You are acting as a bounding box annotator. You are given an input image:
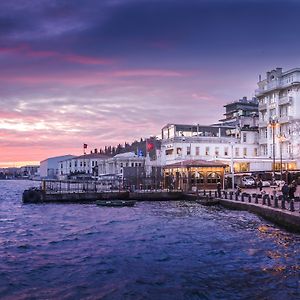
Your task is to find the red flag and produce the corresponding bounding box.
[146,141,154,152]
[83,143,88,149]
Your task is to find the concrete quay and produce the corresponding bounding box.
[212,190,300,233]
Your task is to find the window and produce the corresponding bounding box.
[243,148,247,157]
[92,161,94,167]
[207,172,221,184]
[224,147,228,156]
[84,162,86,167]
[131,163,134,167]
[61,163,63,168]
[165,149,174,155]
[235,148,239,157]
[69,162,71,168]
[187,146,191,155]
[215,147,219,157]
[191,172,204,185]
[75,161,77,167]
[120,163,123,167]
[176,148,182,155]
[80,162,82,167]
[195,147,200,156]
[205,147,210,156]
[139,163,142,167]
[243,133,247,143]
[254,148,258,156]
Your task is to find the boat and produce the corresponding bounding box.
[96,200,136,207]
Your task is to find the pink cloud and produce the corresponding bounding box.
[0,44,114,65]
[112,69,187,77]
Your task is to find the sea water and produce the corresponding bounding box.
[0,180,299,299]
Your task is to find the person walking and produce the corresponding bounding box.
[288,180,297,201]
[257,179,263,192]
[281,182,289,202]
[217,181,221,198]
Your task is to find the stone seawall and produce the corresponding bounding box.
[218,198,300,233]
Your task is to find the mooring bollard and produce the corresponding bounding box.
[215,191,218,198]
[274,196,279,208]
[235,192,238,201]
[248,194,251,203]
[281,199,286,209]
[267,195,271,206]
[209,190,212,197]
[241,193,244,202]
[262,195,266,205]
[225,191,228,199]
[290,199,295,212]
[255,194,259,204]
[203,190,206,196]
[230,191,233,200]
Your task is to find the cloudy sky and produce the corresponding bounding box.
[1,0,300,166]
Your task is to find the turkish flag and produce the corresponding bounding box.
[147,142,154,152]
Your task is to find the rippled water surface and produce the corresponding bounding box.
[0,180,299,299]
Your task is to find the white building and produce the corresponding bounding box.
[40,155,75,179]
[255,67,300,170]
[160,123,260,172]
[97,152,145,176]
[59,153,110,179]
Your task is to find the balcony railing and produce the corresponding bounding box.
[278,115,293,124]
[278,96,293,106]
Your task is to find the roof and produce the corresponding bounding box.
[164,159,228,168]
[113,152,137,158]
[75,153,111,159]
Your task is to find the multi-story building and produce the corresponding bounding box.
[40,155,75,179]
[59,152,110,178]
[160,123,260,172]
[255,67,300,170]
[218,96,259,132]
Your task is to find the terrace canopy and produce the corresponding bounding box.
[163,159,227,192]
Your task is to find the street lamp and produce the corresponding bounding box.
[268,117,279,184]
[230,141,235,189]
[277,134,286,182]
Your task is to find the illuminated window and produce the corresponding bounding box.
[207,172,221,184]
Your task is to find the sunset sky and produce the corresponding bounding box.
[1,0,300,167]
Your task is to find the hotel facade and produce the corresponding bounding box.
[256,68,300,171]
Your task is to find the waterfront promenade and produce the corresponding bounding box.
[207,187,300,232]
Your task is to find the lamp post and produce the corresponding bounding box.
[230,142,235,189]
[268,117,278,184]
[277,134,286,182]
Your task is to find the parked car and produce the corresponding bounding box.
[261,180,271,187]
[240,176,256,188]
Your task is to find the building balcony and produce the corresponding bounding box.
[258,120,268,127]
[278,96,293,106]
[278,115,293,124]
[259,103,267,110]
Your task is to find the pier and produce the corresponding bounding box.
[22,180,300,232]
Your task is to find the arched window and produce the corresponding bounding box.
[190,172,204,184]
[196,172,205,184]
[207,172,221,184]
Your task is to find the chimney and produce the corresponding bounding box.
[94,148,98,153]
[259,74,261,81]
